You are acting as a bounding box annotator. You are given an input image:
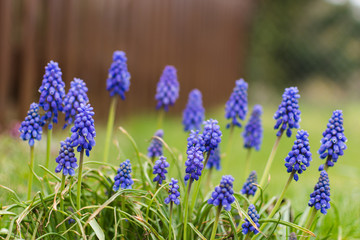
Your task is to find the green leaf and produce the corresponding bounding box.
[0,210,16,216]
[224,211,239,240]
[39,165,61,182]
[259,219,316,237]
[89,219,105,240]
[188,222,207,240]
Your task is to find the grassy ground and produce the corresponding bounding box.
[1,100,359,239]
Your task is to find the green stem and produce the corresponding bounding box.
[157,109,165,129]
[252,134,282,204]
[60,174,66,211]
[76,149,84,210]
[210,205,222,240]
[244,148,252,180]
[206,168,213,193]
[169,202,173,240]
[183,179,193,240]
[299,208,317,240]
[45,128,52,169]
[27,146,35,200]
[121,193,125,240]
[104,97,118,163]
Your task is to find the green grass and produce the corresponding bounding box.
[1,101,360,239]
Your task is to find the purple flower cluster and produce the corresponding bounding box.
[241,171,257,196]
[152,156,169,185]
[184,146,204,183]
[38,61,66,129]
[206,147,221,170]
[106,51,131,99]
[202,119,222,154]
[155,66,179,111]
[207,175,235,211]
[19,103,43,146]
[113,159,134,191]
[308,171,331,215]
[225,79,248,128]
[147,129,164,158]
[70,104,96,156]
[284,130,312,181]
[186,130,205,152]
[318,110,347,171]
[241,204,260,235]
[165,178,180,205]
[63,78,89,129]
[182,89,205,131]
[55,137,78,176]
[243,105,263,151]
[274,87,301,137]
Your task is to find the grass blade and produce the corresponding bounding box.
[89,218,105,240]
[188,223,206,240]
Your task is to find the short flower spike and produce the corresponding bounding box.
[208,175,235,211]
[184,146,204,183]
[113,159,134,191]
[152,156,170,185]
[165,178,181,205]
[19,103,44,147]
[55,137,78,176]
[225,79,248,129]
[147,129,164,158]
[242,204,260,235]
[206,147,221,170]
[243,105,263,151]
[274,87,301,137]
[202,119,222,154]
[155,65,179,111]
[182,89,205,131]
[187,130,205,152]
[241,171,258,196]
[308,171,331,215]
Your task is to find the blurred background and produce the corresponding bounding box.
[0,0,360,128]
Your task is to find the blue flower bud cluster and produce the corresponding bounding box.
[207,175,235,211]
[225,79,248,128]
[202,119,222,154]
[182,89,205,131]
[206,147,221,170]
[113,159,134,191]
[241,171,257,196]
[308,171,331,215]
[106,51,131,99]
[153,156,170,185]
[318,110,347,171]
[55,137,78,176]
[186,130,205,152]
[38,60,66,129]
[243,105,263,151]
[147,129,164,158]
[165,178,181,205]
[284,130,312,181]
[274,87,301,137]
[155,66,179,111]
[19,103,44,147]
[63,78,89,129]
[241,204,260,235]
[184,146,204,183]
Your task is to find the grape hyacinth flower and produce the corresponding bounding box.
[308,171,331,214]
[106,51,131,99]
[289,232,297,240]
[148,129,164,159]
[182,89,205,131]
[274,87,301,137]
[206,147,221,170]
[202,119,222,156]
[225,79,248,129]
[63,78,89,129]
[184,145,204,183]
[241,204,260,235]
[55,137,78,176]
[164,178,180,205]
[284,130,312,181]
[155,65,179,111]
[318,110,347,171]
[241,171,258,196]
[113,159,134,191]
[187,130,205,152]
[70,104,96,157]
[153,156,170,185]
[38,60,66,130]
[208,175,235,211]
[19,103,43,147]
[243,105,263,151]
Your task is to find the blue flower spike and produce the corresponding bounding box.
[207,175,235,211]
[284,130,312,181]
[63,78,89,129]
[113,159,134,191]
[148,129,164,159]
[155,65,179,111]
[182,89,205,131]
[318,110,347,171]
[19,103,44,147]
[308,171,331,215]
[225,79,248,129]
[274,87,301,137]
[187,130,205,151]
[38,60,66,129]
[153,156,170,185]
[241,204,260,235]
[55,137,78,176]
[165,178,181,205]
[202,119,222,155]
[184,145,204,183]
[243,105,263,151]
[206,146,221,171]
[241,171,258,196]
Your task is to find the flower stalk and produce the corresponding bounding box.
[104,97,117,163]
[27,146,35,200]
[76,149,84,210]
[210,205,222,240]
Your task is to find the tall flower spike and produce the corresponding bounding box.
[106,51,131,99]
[113,159,134,191]
[165,178,181,205]
[208,175,235,211]
[243,105,263,151]
[284,130,312,181]
[206,146,221,170]
[225,79,248,129]
[148,129,164,158]
[55,137,78,176]
[241,204,260,235]
[155,65,179,111]
[184,145,204,183]
[202,119,222,154]
[318,110,347,171]
[19,103,44,146]
[63,78,89,129]
[308,171,331,215]
[241,171,258,196]
[38,60,66,129]
[70,104,96,157]
[274,87,301,137]
[182,89,205,131]
[153,156,170,185]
